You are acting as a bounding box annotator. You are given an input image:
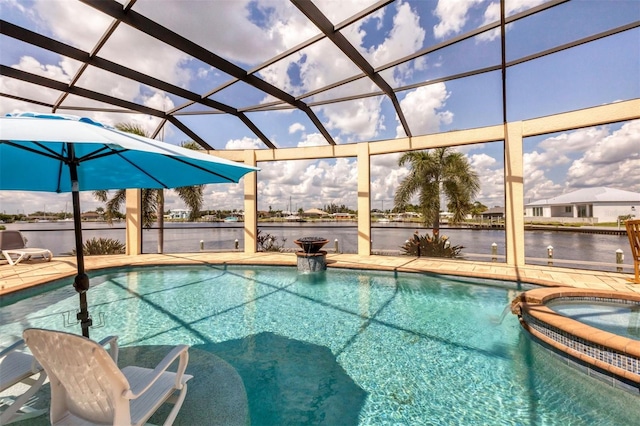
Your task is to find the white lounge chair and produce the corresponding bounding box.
[23,328,192,426]
[0,339,47,424]
[0,230,52,265]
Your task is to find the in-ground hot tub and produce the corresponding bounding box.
[511,288,640,393]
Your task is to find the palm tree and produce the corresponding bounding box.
[394,147,480,232]
[94,123,204,253]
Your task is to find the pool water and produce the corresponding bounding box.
[548,299,640,340]
[2,265,640,425]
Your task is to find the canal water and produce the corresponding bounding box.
[2,221,632,273]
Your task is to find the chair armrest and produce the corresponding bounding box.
[0,339,26,357]
[1,339,43,374]
[97,335,119,364]
[123,345,190,399]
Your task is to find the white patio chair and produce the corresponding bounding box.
[23,328,192,426]
[0,339,47,424]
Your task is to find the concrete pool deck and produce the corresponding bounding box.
[1,252,639,296]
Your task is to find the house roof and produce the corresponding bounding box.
[304,208,327,215]
[481,207,505,215]
[526,187,640,206]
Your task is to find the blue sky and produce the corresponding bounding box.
[0,0,638,215]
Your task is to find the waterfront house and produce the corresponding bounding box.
[303,208,328,219]
[331,212,355,221]
[480,207,505,221]
[524,187,639,223]
[167,209,191,220]
[80,211,102,221]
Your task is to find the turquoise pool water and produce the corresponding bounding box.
[2,265,640,425]
[548,299,640,340]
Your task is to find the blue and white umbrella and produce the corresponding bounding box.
[0,112,259,337]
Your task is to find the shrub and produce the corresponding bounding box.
[257,230,287,252]
[401,231,463,258]
[71,237,126,255]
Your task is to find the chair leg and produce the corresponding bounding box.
[2,252,17,266]
[161,384,189,426]
[0,370,47,424]
[8,253,26,266]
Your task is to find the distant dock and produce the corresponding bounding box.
[525,225,627,236]
[453,222,628,236]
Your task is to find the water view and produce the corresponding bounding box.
[3,221,632,273]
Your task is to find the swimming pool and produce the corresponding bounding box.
[2,265,640,425]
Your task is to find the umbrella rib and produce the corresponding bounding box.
[168,156,237,183]
[75,145,123,162]
[2,139,239,189]
[114,153,238,186]
[56,144,68,193]
[113,151,170,188]
[1,140,65,161]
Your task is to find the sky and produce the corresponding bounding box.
[0,0,638,215]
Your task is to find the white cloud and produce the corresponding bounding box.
[1,55,170,137]
[289,123,305,134]
[524,126,610,172]
[259,0,427,142]
[524,120,640,200]
[31,0,114,52]
[371,153,408,208]
[132,0,295,67]
[470,152,496,169]
[433,0,547,42]
[0,73,61,114]
[475,1,501,42]
[0,190,105,216]
[396,83,453,137]
[565,120,640,191]
[14,56,73,82]
[297,133,330,147]
[523,174,564,203]
[476,0,548,42]
[199,182,246,211]
[255,158,358,211]
[433,0,483,39]
[365,1,425,68]
[314,0,382,24]
[321,97,384,141]
[225,137,264,150]
[469,153,503,207]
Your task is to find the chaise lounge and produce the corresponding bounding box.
[0,339,47,424]
[0,230,52,266]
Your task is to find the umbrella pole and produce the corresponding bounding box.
[69,158,91,338]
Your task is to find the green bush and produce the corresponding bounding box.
[71,237,126,255]
[401,231,463,258]
[257,230,287,252]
